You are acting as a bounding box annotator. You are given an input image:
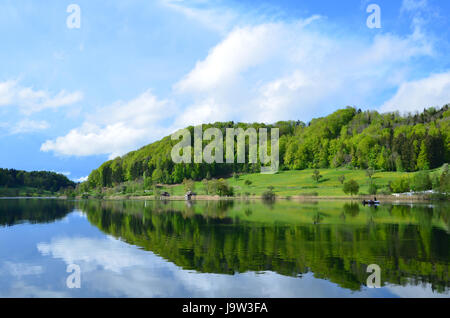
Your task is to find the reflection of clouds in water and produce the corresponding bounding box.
[59,210,87,223]
[385,283,450,298]
[37,236,159,273]
[33,235,434,297]
[0,281,69,298]
[1,261,43,278]
[70,210,87,218]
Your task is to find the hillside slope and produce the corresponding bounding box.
[85,105,450,189]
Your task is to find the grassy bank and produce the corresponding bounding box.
[87,167,447,200]
[156,169,427,196]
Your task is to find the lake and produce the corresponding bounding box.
[0,198,449,297]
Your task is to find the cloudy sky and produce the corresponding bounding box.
[1,0,450,181]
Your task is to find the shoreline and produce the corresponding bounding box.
[76,194,444,203]
[0,194,446,203]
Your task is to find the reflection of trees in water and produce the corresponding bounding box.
[78,200,450,293]
[0,199,74,226]
[343,202,360,217]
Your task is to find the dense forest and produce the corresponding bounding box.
[86,105,450,189]
[0,168,76,192]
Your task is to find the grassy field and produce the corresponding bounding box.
[155,168,434,197]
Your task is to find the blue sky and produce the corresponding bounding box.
[1,0,450,181]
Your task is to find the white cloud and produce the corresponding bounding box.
[41,90,174,158]
[0,80,16,105]
[174,17,433,124]
[380,71,450,113]
[175,18,321,94]
[401,0,428,13]
[74,176,88,183]
[161,0,238,34]
[175,23,280,93]
[173,97,230,127]
[0,80,83,115]
[41,14,437,157]
[3,118,50,134]
[53,171,71,176]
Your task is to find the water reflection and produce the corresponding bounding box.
[77,200,450,293]
[0,199,74,227]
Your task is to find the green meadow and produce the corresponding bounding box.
[155,168,437,197]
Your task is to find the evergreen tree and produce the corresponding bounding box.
[416,140,430,170]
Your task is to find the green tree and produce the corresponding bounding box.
[439,164,450,193]
[152,168,163,184]
[183,178,196,192]
[389,177,410,193]
[215,179,234,196]
[366,167,375,179]
[343,179,359,196]
[143,171,152,190]
[416,140,430,170]
[312,169,323,183]
[411,171,432,192]
[368,182,378,195]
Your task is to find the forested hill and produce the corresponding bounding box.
[86,105,450,188]
[0,169,75,192]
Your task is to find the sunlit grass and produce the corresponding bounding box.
[163,168,422,197]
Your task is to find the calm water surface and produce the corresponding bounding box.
[0,199,449,297]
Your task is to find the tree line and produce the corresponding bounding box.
[0,168,75,192]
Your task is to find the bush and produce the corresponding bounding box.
[343,179,359,196]
[411,171,432,192]
[262,191,275,201]
[262,186,276,201]
[215,179,234,197]
[244,179,252,186]
[389,177,410,193]
[379,187,391,195]
[92,192,104,199]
